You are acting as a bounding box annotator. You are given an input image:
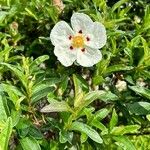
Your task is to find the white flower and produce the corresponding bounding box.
[50,13,107,67]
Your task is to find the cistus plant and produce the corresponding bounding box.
[0,0,150,150]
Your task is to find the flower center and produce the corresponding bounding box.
[72,36,84,48]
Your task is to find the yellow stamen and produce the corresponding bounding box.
[72,36,84,48]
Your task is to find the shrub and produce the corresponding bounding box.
[0,0,150,149]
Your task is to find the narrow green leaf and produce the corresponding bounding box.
[73,74,89,98]
[0,11,8,23]
[83,90,118,107]
[1,83,24,97]
[111,0,129,12]
[31,85,55,103]
[0,95,7,122]
[70,121,103,144]
[0,117,12,150]
[80,133,88,143]
[30,55,49,71]
[111,125,140,135]
[40,101,72,113]
[0,63,27,88]
[74,92,85,108]
[59,131,73,144]
[146,114,150,121]
[94,108,109,121]
[113,135,136,150]
[91,120,107,132]
[0,46,12,61]
[20,136,41,150]
[129,86,150,100]
[1,83,25,110]
[127,102,150,115]
[93,75,105,85]
[109,109,118,131]
[25,8,38,20]
[105,64,133,75]
[142,70,150,79]
[58,76,68,96]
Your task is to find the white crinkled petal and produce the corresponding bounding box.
[77,47,102,67]
[50,21,74,46]
[54,45,77,67]
[71,13,93,34]
[85,22,107,49]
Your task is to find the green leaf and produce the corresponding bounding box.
[1,83,25,110]
[91,120,107,132]
[111,125,140,135]
[83,91,118,107]
[30,55,49,71]
[80,133,88,143]
[25,8,38,20]
[109,109,118,131]
[59,131,73,144]
[146,114,150,121]
[125,35,141,65]
[97,91,119,102]
[0,117,12,150]
[141,37,149,63]
[127,102,150,115]
[28,126,43,140]
[20,136,41,150]
[73,74,89,97]
[74,92,85,108]
[143,5,150,31]
[31,84,55,103]
[142,70,150,79]
[111,0,129,12]
[40,101,72,113]
[0,11,8,23]
[58,76,69,96]
[129,86,150,100]
[70,121,103,144]
[96,53,111,76]
[94,108,109,121]
[0,95,8,123]
[105,64,133,75]
[1,83,24,97]
[93,75,105,85]
[0,46,12,62]
[0,63,27,88]
[11,110,21,127]
[113,135,136,150]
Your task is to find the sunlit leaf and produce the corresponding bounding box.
[70,121,103,143]
[0,117,12,150]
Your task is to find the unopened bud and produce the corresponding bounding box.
[115,80,127,92]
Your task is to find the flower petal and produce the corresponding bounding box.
[54,45,76,67]
[50,21,74,46]
[71,13,93,34]
[85,22,107,49]
[77,47,102,67]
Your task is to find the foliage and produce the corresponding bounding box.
[0,0,150,149]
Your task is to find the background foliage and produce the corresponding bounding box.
[0,0,150,149]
